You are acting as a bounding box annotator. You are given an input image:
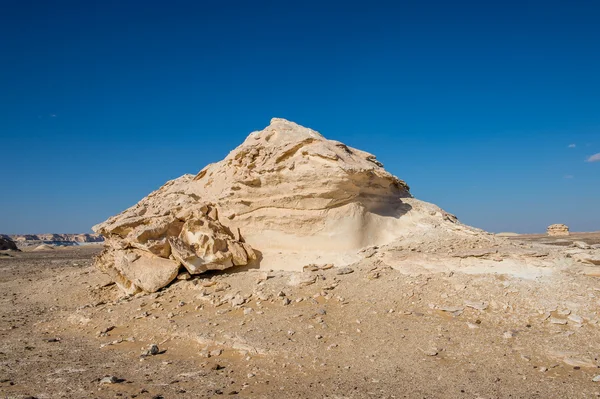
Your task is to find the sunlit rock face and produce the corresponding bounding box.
[94,118,461,293]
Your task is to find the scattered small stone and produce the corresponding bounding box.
[99,376,121,384]
[464,300,488,311]
[230,294,246,307]
[423,349,438,356]
[549,317,568,325]
[315,335,323,340]
[593,375,600,382]
[303,264,319,272]
[282,298,291,306]
[210,349,223,357]
[567,314,583,324]
[100,326,116,334]
[336,267,354,275]
[503,331,515,339]
[177,272,191,280]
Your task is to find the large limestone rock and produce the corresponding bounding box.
[94,118,466,293]
[547,224,569,236]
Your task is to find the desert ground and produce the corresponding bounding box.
[2,233,600,398]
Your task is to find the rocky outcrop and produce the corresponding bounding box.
[0,235,19,251]
[11,233,104,244]
[547,224,569,236]
[94,118,472,293]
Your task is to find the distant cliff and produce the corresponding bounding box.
[9,233,104,246]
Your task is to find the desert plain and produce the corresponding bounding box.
[2,120,600,399]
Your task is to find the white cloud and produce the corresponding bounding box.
[587,153,600,162]
[568,144,576,148]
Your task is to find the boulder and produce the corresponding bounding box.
[547,224,569,236]
[94,118,475,293]
[0,235,19,251]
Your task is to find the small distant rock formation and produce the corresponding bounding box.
[547,224,570,236]
[33,244,56,251]
[94,118,478,294]
[0,235,20,251]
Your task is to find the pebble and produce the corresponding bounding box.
[593,375,600,382]
[282,298,291,306]
[464,300,488,311]
[230,294,246,307]
[99,376,120,384]
[503,331,515,339]
[99,326,115,334]
[177,272,191,280]
[148,344,159,355]
[549,317,568,325]
[336,267,354,275]
[567,314,583,324]
[210,349,222,357]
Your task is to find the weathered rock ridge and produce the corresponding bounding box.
[10,233,104,244]
[94,118,470,293]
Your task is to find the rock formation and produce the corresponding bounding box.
[94,118,470,294]
[0,235,19,251]
[11,233,104,244]
[547,224,569,236]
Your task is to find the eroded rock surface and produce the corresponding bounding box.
[94,118,479,293]
[548,224,570,236]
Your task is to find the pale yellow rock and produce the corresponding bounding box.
[547,224,569,236]
[94,118,476,292]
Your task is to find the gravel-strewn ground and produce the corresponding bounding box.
[2,236,600,398]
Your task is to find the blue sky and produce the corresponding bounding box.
[1,0,599,234]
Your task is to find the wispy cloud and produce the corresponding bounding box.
[587,153,600,162]
[568,144,576,148]
[564,175,574,179]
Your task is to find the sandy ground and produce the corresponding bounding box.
[2,235,600,398]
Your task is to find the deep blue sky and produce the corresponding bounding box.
[1,0,599,234]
